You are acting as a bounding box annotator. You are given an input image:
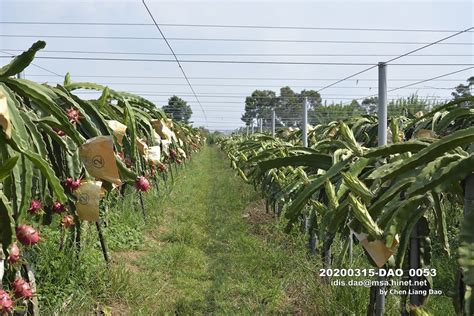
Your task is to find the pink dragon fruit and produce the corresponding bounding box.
[135,176,151,192]
[0,290,13,313]
[27,200,42,215]
[7,242,20,264]
[12,278,33,299]
[16,225,39,246]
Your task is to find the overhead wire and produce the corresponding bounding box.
[1,21,471,33]
[315,26,474,95]
[2,49,473,58]
[140,0,207,123]
[2,56,470,66]
[2,34,474,45]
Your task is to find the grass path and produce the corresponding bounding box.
[35,146,455,315]
[110,146,325,315]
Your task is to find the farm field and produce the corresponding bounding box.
[32,146,458,315]
[1,1,473,315]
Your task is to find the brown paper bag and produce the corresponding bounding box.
[75,180,104,222]
[0,92,12,139]
[177,147,187,159]
[151,119,175,141]
[415,129,437,139]
[106,120,127,145]
[147,146,161,165]
[79,136,122,185]
[137,138,149,157]
[353,231,398,268]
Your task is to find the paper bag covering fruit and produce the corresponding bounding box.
[177,147,187,159]
[152,130,161,145]
[0,92,12,139]
[353,231,398,268]
[79,136,122,185]
[415,129,437,139]
[137,138,149,156]
[151,119,176,142]
[161,139,171,156]
[106,120,127,145]
[75,180,104,221]
[147,146,161,165]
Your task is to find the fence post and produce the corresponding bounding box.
[303,97,308,147]
[251,121,254,134]
[378,62,387,147]
[259,118,263,133]
[271,110,276,136]
[374,62,387,316]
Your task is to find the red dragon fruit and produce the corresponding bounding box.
[12,278,33,299]
[150,165,157,177]
[158,163,167,173]
[52,201,66,214]
[124,158,133,169]
[0,290,13,314]
[64,178,81,191]
[7,243,20,264]
[16,225,39,246]
[170,149,177,159]
[27,200,42,215]
[60,215,74,228]
[176,159,183,165]
[135,176,151,192]
[53,127,66,137]
[66,107,81,124]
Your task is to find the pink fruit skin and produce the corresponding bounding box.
[66,108,81,124]
[64,178,80,191]
[0,290,13,313]
[61,215,74,228]
[27,199,42,215]
[7,242,20,264]
[135,176,151,192]
[16,225,40,246]
[12,278,33,299]
[52,201,65,214]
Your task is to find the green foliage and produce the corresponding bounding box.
[162,95,193,123]
[222,95,474,314]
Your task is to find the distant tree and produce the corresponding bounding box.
[240,87,322,128]
[162,96,192,123]
[241,90,277,126]
[349,99,360,107]
[452,76,473,99]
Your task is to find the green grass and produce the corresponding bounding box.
[31,146,458,315]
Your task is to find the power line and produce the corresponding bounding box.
[50,82,457,89]
[72,93,452,99]
[388,67,474,92]
[384,27,474,64]
[3,48,473,58]
[1,21,471,33]
[22,74,467,82]
[0,50,62,77]
[1,34,473,45]
[141,0,207,123]
[316,26,474,94]
[342,66,474,104]
[1,56,472,66]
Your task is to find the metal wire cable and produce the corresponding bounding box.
[2,48,473,58]
[1,21,471,33]
[3,56,470,66]
[1,34,473,45]
[141,0,207,123]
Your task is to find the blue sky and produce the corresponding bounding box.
[0,0,473,130]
